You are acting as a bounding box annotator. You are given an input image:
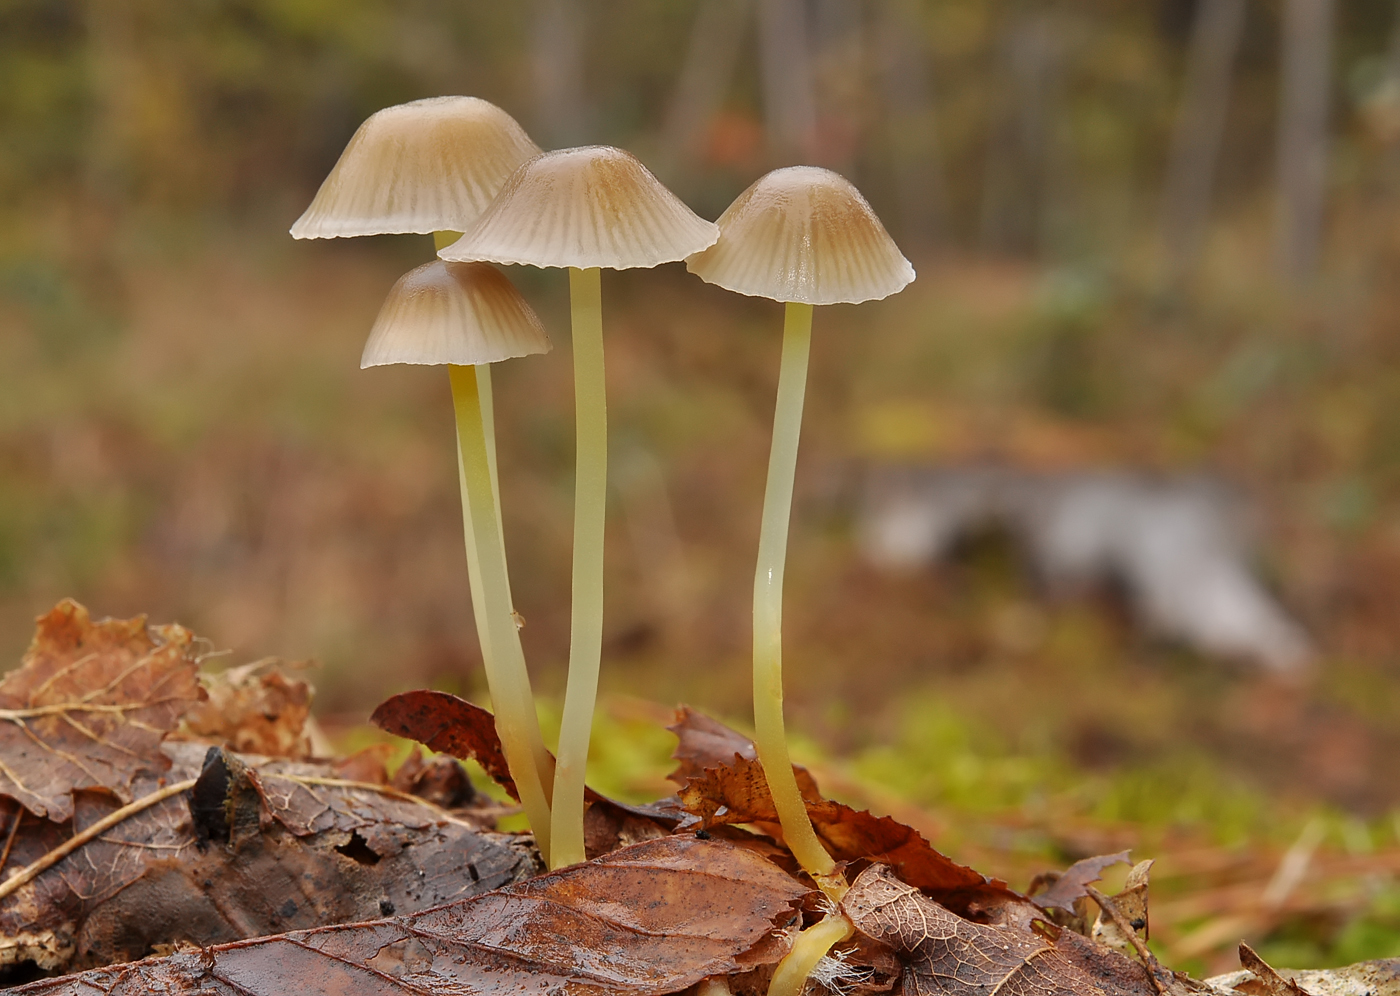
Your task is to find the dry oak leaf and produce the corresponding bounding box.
[13,834,813,996]
[843,864,1155,996]
[675,729,1006,906]
[0,600,204,822]
[175,659,313,758]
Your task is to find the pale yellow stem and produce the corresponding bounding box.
[767,914,854,996]
[550,266,607,869]
[753,302,838,883]
[450,364,553,859]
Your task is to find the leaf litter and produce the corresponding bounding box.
[2,599,1397,996]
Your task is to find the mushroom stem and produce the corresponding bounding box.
[550,265,607,869]
[449,363,554,860]
[767,913,854,996]
[752,301,837,882]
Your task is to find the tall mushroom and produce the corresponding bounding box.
[686,166,914,890]
[290,97,556,848]
[440,146,718,868]
[361,259,555,852]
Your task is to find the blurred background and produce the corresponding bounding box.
[3,0,1400,972]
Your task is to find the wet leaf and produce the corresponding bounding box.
[371,690,517,798]
[0,741,531,975]
[677,748,1002,905]
[0,600,204,822]
[1035,851,1132,913]
[13,835,812,996]
[842,863,1157,996]
[174,659,312,759]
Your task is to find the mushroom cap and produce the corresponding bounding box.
[291,96,541,239]
[439,146,719,270]
[685,166,915,305]
[361,260,551,368]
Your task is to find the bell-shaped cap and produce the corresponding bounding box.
[361,261,551,368]
[439,146,718,270]
[292,96,541,239]
[685,166,914,305]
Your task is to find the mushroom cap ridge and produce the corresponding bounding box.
[685,165,915,306]
[440,146,718,270]
[291,96,541,239]
[361,260,551,368]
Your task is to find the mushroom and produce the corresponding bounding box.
[686,166,914,889]
[362,259,556,854]
[440,146,719,868]
[290,98,556,849]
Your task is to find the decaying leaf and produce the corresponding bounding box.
[1093,859,1154,953]
[667,706,822,800]
[0,741,532,976]
[175,659,313,758]
[11,835,812,996]
[1208,955,1400,996]
[675,737,1003,907]
[842,863,1159,996]
[1034,851,1132,914]
[372,690,518,797]
[0,600,204,822]
[1232,944,1318,996]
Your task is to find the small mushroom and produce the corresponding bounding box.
[686,166,913,887]
[362,259,555,853]
[441,146,718,868]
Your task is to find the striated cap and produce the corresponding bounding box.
[685,166,914,305]
[291,96,541,239]
[439,146,718,270]
[361,261,551,368]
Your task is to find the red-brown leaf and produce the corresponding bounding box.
[668,705,823,799]
[1034,851,1132,913]
[0,600,204,822]
[14,835,812,996]
[371,690,518,798]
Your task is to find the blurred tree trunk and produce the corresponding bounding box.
[659,0,751,176]
[871,0,945,250]
[532,0,589,148]
[757,0,817,161]
[979,12,1063,257]
[1159,0,1246,285]
[1274,0,1334,283]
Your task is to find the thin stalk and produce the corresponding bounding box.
[450,364,553,860]
[753,302,837,882]
[550,266,607,869]
[767,914,854,996]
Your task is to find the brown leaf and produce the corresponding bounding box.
[843,863,1155,996]
[0,600,204,822]
[371,690,517,798]
[390,748,476,809]
[13,835,812,996]
[1092,859,1154,952]
[0,741,532,976]
[175,660,313,758]
[677,752,1002,905]
[668,706,823,799]
[1237,943,1319,996]
[1209,958,1400,996]
[1034,851,1132,913]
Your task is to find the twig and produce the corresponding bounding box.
[0,779,196,903]
[1086,884,1168,996]
[0,801,20,877]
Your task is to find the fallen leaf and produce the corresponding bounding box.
[1093,859,1154,952]
[0,600,204,822]
[12,835,812,996]
[1034,851,1132,913]
[843,863,1157,996]
[677,750,1003,906]
[1208,957,1400,996]
[0,741,532,976]
[175,659,313,758]
[372,690,517,797]
[668,706,821,799]
[389,748,476,809]
[1234,944,1319,996]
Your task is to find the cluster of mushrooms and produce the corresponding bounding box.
[290,95,913,967]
